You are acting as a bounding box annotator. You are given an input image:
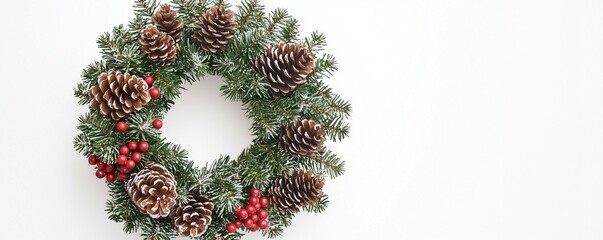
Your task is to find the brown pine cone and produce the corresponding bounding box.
[88,70,151,121]
[126,163,177,218]
[192,6,236,53]
[255,43,315,95]
[140,26,178,66]
[279,118,326,157]
[152,4,184,42]
[268,170,325,213]
[171,194,214,237]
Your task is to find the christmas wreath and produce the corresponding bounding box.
[73,0,351,239]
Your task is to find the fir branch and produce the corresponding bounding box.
[172,0,202,25]
[133,0,159,18]
[304,31,327,53]
[75,112,121,163]
[298,149,345,179]
[302,194,329,213]
[277,18,299,43]
[235,0,266,31]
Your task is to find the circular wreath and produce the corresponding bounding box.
[73,0,351,239]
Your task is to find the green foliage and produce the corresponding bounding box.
[74,0,351,239]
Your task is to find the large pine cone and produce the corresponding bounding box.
[255,43,315,95]
[152,4,184,42]
[192,6,236,53]
[171,194,214,237]
[279,118,326,157]
[126,163,177,218]
[268,170,325,213]
[140,26,178,66]
[88,70,151,121]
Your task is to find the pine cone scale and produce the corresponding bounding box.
[152,4,184,42]
[172,194,214,237]
[255,43,315,95]
[126,163,177,219]
[269,170,324,213]
[280,119,326,156]
[140,26,178,66]
[88,71,151,121]
[193,6,236,53]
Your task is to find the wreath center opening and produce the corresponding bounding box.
[162,75,254,164]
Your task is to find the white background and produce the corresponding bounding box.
[0,0,602,239]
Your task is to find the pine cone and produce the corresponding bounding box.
[192,6,236,53]
[255,43,315,95]
[279,119,326,157]
[268,170,324,213]
[88,70,151,121]
[171,194,214,237]
[140,26,178,66]
[152,4,184,42]
[126,163,177,218]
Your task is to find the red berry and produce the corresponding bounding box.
[243,218,254,228]
[234,219,242,228]
[254,203,261,210]
[144,75,154,86]
[116,121,127,133]
[117,173,127,182]
[138,141,149,152]
[259,197,269,207]
[95,169,106,178]
[250,214,259,223]
[88,155,98,165]
[237,209,249,219]
[97,161,106,170]
[106,173,116,183]
[125,160,136,170]
[119,145,130,155]
[149,88,160,99]
[249,224,259,232]
[117,155,128,165]
[104,164,115,173]
[250,188,260,197]
[226,223,237,233]
[249,196,259,205]
[245,205,256,214]
[119,166,130,174]
[258,219,269,229]
[131,152,142,162]
[258,209,268,219]
[128,141,138,150]
[152,119,163,129]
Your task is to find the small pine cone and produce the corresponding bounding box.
[171,194,214,237]
[279,119,326,157]
[152,4,184,42]
[140,26,178,66]
[268,170,325,213]
[126,163,177,218]
[88,70,151,121]
[255,43,315,95]
[193,6,236,53]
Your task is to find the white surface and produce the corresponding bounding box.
[0,0,602,239]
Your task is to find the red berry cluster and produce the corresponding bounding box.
[86,140,149,183]
[87,155,119,183]
[115,140,150,178]
[226,188,270,233]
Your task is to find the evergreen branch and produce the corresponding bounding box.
[304,31,327,53]
[302,194,329,213]
[75,112,121,163]
[133,0,159,18]
[299,149,345,179]
[235,0,266,31]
